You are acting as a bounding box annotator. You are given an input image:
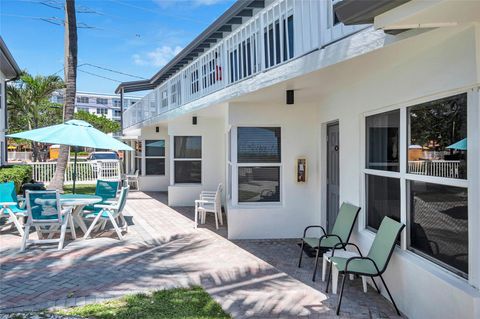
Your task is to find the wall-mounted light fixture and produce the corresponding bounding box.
[192,116,198,125]
[155,126,159,133]
[286,90,294,105]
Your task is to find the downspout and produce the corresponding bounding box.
[120,87,126,173]
[4,74,20,166]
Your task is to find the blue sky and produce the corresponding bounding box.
[1,0,235,96]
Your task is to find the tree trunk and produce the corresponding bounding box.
[48,0,77,191]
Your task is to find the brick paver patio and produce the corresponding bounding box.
[0,191,402,318]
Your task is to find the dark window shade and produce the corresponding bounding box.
[146,158,165,175]
[145,140,165,157]
[366,174,401,231]
[238,166,280,202]
[174,136,201,158]
[237,127,281,163]
[409,181,468,277]
[175,161,201,183]
[366,110,400,172]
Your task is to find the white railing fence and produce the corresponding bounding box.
[30,160,121,185]
[408,160,460,179]
[8,151,33,162]
[123,0,364,129]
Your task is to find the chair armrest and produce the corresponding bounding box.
[199,195,215,201]
[195,200,210,204]
[332,242,363,257]
[318,233,344,248]
[343,256,380,275]
[93,204,113,209]
[103,200,117,204]
[61,207,73,215]
[302,225,327,238]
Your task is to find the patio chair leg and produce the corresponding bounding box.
[194,204,198,229]
[84,211,103,239]
[119,213,128,232]
[214,211,219,229]
[312,248,320,281]
[100,220,107,231]
[298,240,304,267]
[9,211,24,236]
[218,208,223,225]
[107,213,124,240]
[20,224,30,252]
[58,219,68,250]
[378,274,401,316]
[35,226,43,239]
[371,276,381,293]
[336,274,347,315]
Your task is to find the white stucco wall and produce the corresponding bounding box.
[137,125,170,192]
[227,102,321,239]
[313,24,480,319]
[167,115,225,206]
[0,71,6,166]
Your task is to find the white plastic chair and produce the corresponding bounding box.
[194,184,223,229]
[20,190,74,252]
[126,170,139,190]
[83,186,129,240]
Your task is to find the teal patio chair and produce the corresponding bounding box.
[20,190,75,252]
[0,181,27,235]
[84,180,120,211]
[83,186,129,240]
[298,202,361,281]
[327,217,405,316]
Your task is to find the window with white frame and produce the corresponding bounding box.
[263,15,294,69]
[161,90,168,108]
[174,136,201,184]
[77,96,89,104]
[145,140,165,175]
[96,98,108,105]
[190,70,199,95]
[96,108,108,116]
[364,93,469,279]
[236,127,281,203]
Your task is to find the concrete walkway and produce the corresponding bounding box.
[0,192,402,318]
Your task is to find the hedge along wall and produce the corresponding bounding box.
[0,165,33,192]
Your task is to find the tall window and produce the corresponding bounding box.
[263,15,294,69]
[96,108,108,116]
[365,110,401,231]
[145,140,165,176]
[364,93,469,278]
[174,136,201,184]
[237,127,281,203]
[161,90,168,108]
[135,140,142,175]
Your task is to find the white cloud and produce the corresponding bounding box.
[133,46,183,67]
[193,0,225,5]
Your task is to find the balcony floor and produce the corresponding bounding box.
[0,191,402,318]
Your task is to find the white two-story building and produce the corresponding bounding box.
[116,1,480,318]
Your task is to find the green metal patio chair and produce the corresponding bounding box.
[83,185,129,240]
[0,181,26,235]
[327,217,405,316]
[21,190,75,252]
[298,202,361,281]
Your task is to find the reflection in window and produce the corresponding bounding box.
[366,110,400,172]
[174,136,201,184]
[145,140,165,157]
[238,167,280,202]
[408,93,467,179]
[366,174,401,231]
[237,127,281,163]
[174,136,201,158]
[146,158,165,175]
[409,181,468,277]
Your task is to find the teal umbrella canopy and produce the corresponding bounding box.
[7,120,133,151]
[447,138,467,151]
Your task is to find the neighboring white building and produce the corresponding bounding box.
[117,1,480,318]
[0,37,21,165]
[51,91,141,127]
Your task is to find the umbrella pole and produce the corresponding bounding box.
[73,147,78,194]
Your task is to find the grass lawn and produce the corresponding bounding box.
[63,184,96,194]
[55,287,231,319]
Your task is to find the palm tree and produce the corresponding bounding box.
[49,0,77,191]
[7,73,65,161]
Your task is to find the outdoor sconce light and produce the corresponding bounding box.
[192,116,198,125]
[286,90,294,105]
[155,126,159,133]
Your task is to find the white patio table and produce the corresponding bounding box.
[59,194,103,234]
[324,249,368,294]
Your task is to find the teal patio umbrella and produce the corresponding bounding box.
[7,120,133,193]
[447,138,467,151]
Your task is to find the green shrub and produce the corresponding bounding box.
[0,165,33,192]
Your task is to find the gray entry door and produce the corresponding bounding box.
[326,122,340,232]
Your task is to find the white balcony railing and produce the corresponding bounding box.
[408,160,461,179]
[30,160,121,185]
[123,0,363,129]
